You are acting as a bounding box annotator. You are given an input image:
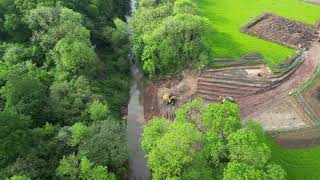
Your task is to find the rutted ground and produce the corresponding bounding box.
[241,43,320,130]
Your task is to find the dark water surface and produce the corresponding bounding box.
[127,0,151,179]
[127,65,151,180]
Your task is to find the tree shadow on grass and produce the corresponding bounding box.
[205,27,244,60]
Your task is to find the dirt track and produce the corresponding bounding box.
[273,127,320,148]
[198,43,320,147]
[239,43,320,117]
[196,44,319,131]
[305,0,320,5]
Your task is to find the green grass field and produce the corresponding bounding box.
[196,0,320,67]
[271,143,320,180]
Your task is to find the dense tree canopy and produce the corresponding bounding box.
[132,0,210,77]
[142,99,287,179]
[56,154,116,180]
[0,0,130,179]
[0,111,31,169]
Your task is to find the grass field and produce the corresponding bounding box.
[271,142,320,180]
[196,0,320,68]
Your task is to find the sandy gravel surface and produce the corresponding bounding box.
[239,43,320,130]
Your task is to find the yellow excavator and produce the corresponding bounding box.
[162,93,178,105]
[219,96,235,103]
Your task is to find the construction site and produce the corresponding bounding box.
[144,14,320,148]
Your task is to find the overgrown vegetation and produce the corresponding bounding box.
[132,0,210,78]
[0,0,130,179]
[142,98,287,179]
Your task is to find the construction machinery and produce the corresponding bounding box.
[162,93,178,105]
[219,96,235,103]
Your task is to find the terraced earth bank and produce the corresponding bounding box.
[197,43,320,132]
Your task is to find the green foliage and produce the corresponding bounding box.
[244,120,267,143]
[69,123,90,147]
[180,153,214,180]
[265,163,287,180]
[56,154,79,180]
[49,74,101,125]
[202,101,241,137]
[88,100,111,121]
[2,44,32,65]
[0,111,31,168]
[54,38,97,75]
[147,122,201,179]
[203,130,228,165]
[79,156,116,180]
[1,75,47,125]
[143,99,286,179]
[141,117,172,154]
[56,154,115,180]
[27,6,90,50]
[228,129,271,168]
[133,0,209,77]
[80,120,128,176]
[0,123,71,179]
[6,175,31,180]
[223,162,263,180]
[142,13,209,77]
[173,0,196,15]
[0,0,130,178]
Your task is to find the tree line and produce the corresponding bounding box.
[0,0,130,179]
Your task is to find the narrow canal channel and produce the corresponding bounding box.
[127,0,152,179]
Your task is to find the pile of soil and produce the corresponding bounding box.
[243,14,318,49]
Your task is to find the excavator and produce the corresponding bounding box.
[162,93,178,105]
[219,96,235,103]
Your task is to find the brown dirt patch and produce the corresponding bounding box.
[144,79,178,121]
[143,70,199,121]
[305,0,320,5]
[273,127,320,148]
[302,77,320,123]
[250,97,309,131]
[242,13,319,50]
[240,43,320,120]
[197,43,320,132]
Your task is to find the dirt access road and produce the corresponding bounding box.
[305,0,320,5]
[238,42,320,131]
